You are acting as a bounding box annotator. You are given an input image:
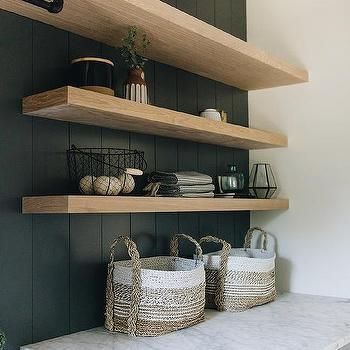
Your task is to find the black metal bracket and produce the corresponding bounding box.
[22,0,64,13]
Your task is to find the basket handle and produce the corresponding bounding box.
[169,234,203,261]
[244,227,268,250]
[105,236,141,336]
[199,236,231,311]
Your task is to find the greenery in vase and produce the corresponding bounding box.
[121,26,151,70]
[0,330,6,350]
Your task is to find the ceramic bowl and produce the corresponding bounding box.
[200,108,221,121]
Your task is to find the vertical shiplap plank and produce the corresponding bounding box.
[68,33,101,61]
[100,43,131,264]
[32,22,69,195]
[144,54,155,107]
[177,212,199,257]
[215,0,232,33]
[130,213,156,257]
[214,0,238,245]
[68,34,104,332]
[177,69,198,116]
[197,0,214,25]
[197,78,217,239]
[216,82,234,124]
[32,215,69,341]
[176,0,200,253]
[218,212,235,246]
[231,0,247,41]
[154,63,178,173]
[130,134,156,257]
[154,61,178,255]
[69,215,104,331]
[177,0,197,16]
[233,88,249,127]
[216,144,235,244]
[154,63,177,111]
[153,3,177,255]
[232,0,250,246]
[176,0,198,170]
[32,22,70,343]
[233,211,250,247]
[130,59,156,257]
[0,11,33,350]
[196,1,218,242]
[101,215,131,263]
[32,23,68,95]
[155,213,179,255]
[177,67,198,173]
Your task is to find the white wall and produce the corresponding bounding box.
[248,0,350,298]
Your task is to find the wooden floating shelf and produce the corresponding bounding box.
[22,196,289,214]
[0,0,308,90]
[23,87,287,150]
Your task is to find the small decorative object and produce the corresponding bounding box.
[79,175,96,195]
[105,234,205,336]
[67,145,147,195]
[200,108,221,121]
[219,110,228,122]
[199,228,276,312]
[125,168,143,176]
[93,176,122,196]
[0,330,6,350]
[249,163,277,199]
[71,57,115,96]
[121,26,151,104]
[23,0,64,13]
[217,164,244,194]
[118,173,135,194]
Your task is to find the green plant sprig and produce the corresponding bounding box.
[121,26,151,69]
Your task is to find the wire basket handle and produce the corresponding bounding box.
[105,236,141,336]
[170,234,203,260]
[199,236,231,311]
[244,227,268,250]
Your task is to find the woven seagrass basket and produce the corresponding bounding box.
[200,227,277,312]
[105,234,206,336]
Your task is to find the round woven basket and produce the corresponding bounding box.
[105,234,206,336]
[200,227,277,312]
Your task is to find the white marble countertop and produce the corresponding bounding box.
[21,293,350,350]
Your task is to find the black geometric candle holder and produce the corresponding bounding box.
[249,163,277,199]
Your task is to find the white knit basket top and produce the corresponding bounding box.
[202,248,275,272]
[113,256,205,289]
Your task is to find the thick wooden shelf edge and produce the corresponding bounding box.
[22,196,290,214]
[23,87,288,150]
[0,0,308,90]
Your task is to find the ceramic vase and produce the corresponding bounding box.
[124,68,149,104]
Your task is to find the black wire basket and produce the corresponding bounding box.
[67,144,147,195]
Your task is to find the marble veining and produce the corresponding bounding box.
[21,293,350,350]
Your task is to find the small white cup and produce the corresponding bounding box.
[200,108,222,121]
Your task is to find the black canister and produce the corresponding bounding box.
[71,57,114,96]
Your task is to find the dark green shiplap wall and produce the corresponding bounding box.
[0,1,248,349]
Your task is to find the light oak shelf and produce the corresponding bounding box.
[0,0,308,90]
[23,87,287,150]
[22,196,289,214]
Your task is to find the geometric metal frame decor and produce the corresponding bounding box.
[249,163,277,199]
